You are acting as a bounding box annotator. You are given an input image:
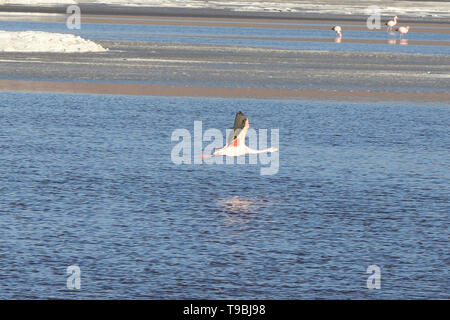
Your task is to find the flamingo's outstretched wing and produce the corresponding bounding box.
[227,111,249,147]
[201,112,249,158]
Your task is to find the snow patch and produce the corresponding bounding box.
[0,30,108,52]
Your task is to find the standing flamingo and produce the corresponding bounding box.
[331,25,342,38]
[385,16,398,32]
[395,26,410,38]
[201,111,278,158]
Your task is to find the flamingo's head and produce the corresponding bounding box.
[332,26,342,33]
[394,16,398,20]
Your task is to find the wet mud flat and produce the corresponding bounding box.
[1,40,449,102]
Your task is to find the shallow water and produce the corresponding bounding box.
[1,20,449,54]
[0,92,448,299]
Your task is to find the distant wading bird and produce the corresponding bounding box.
[331,25,342,38]
[385,16,398,31]
[200,112,278,158]
[395,26,410,38]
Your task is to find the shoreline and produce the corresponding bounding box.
[0,6,448,103]
[1,80,449,103]
[0,38,448,102]
[1,12,450,32]
[1,4,450,24]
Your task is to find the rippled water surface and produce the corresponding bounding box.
[0,92,448,299]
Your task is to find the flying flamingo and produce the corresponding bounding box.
[201,111,278,158]
[385,16,398,31]
[395,26,410,38]
[331,25,342,38]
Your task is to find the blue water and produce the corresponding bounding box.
[0,92,448,299]
[1,20,449,54]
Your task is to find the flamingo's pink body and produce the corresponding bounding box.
[201,113,278,158]
[331,25,342,38]
[385,16,398,31]
[396,26,410,37]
